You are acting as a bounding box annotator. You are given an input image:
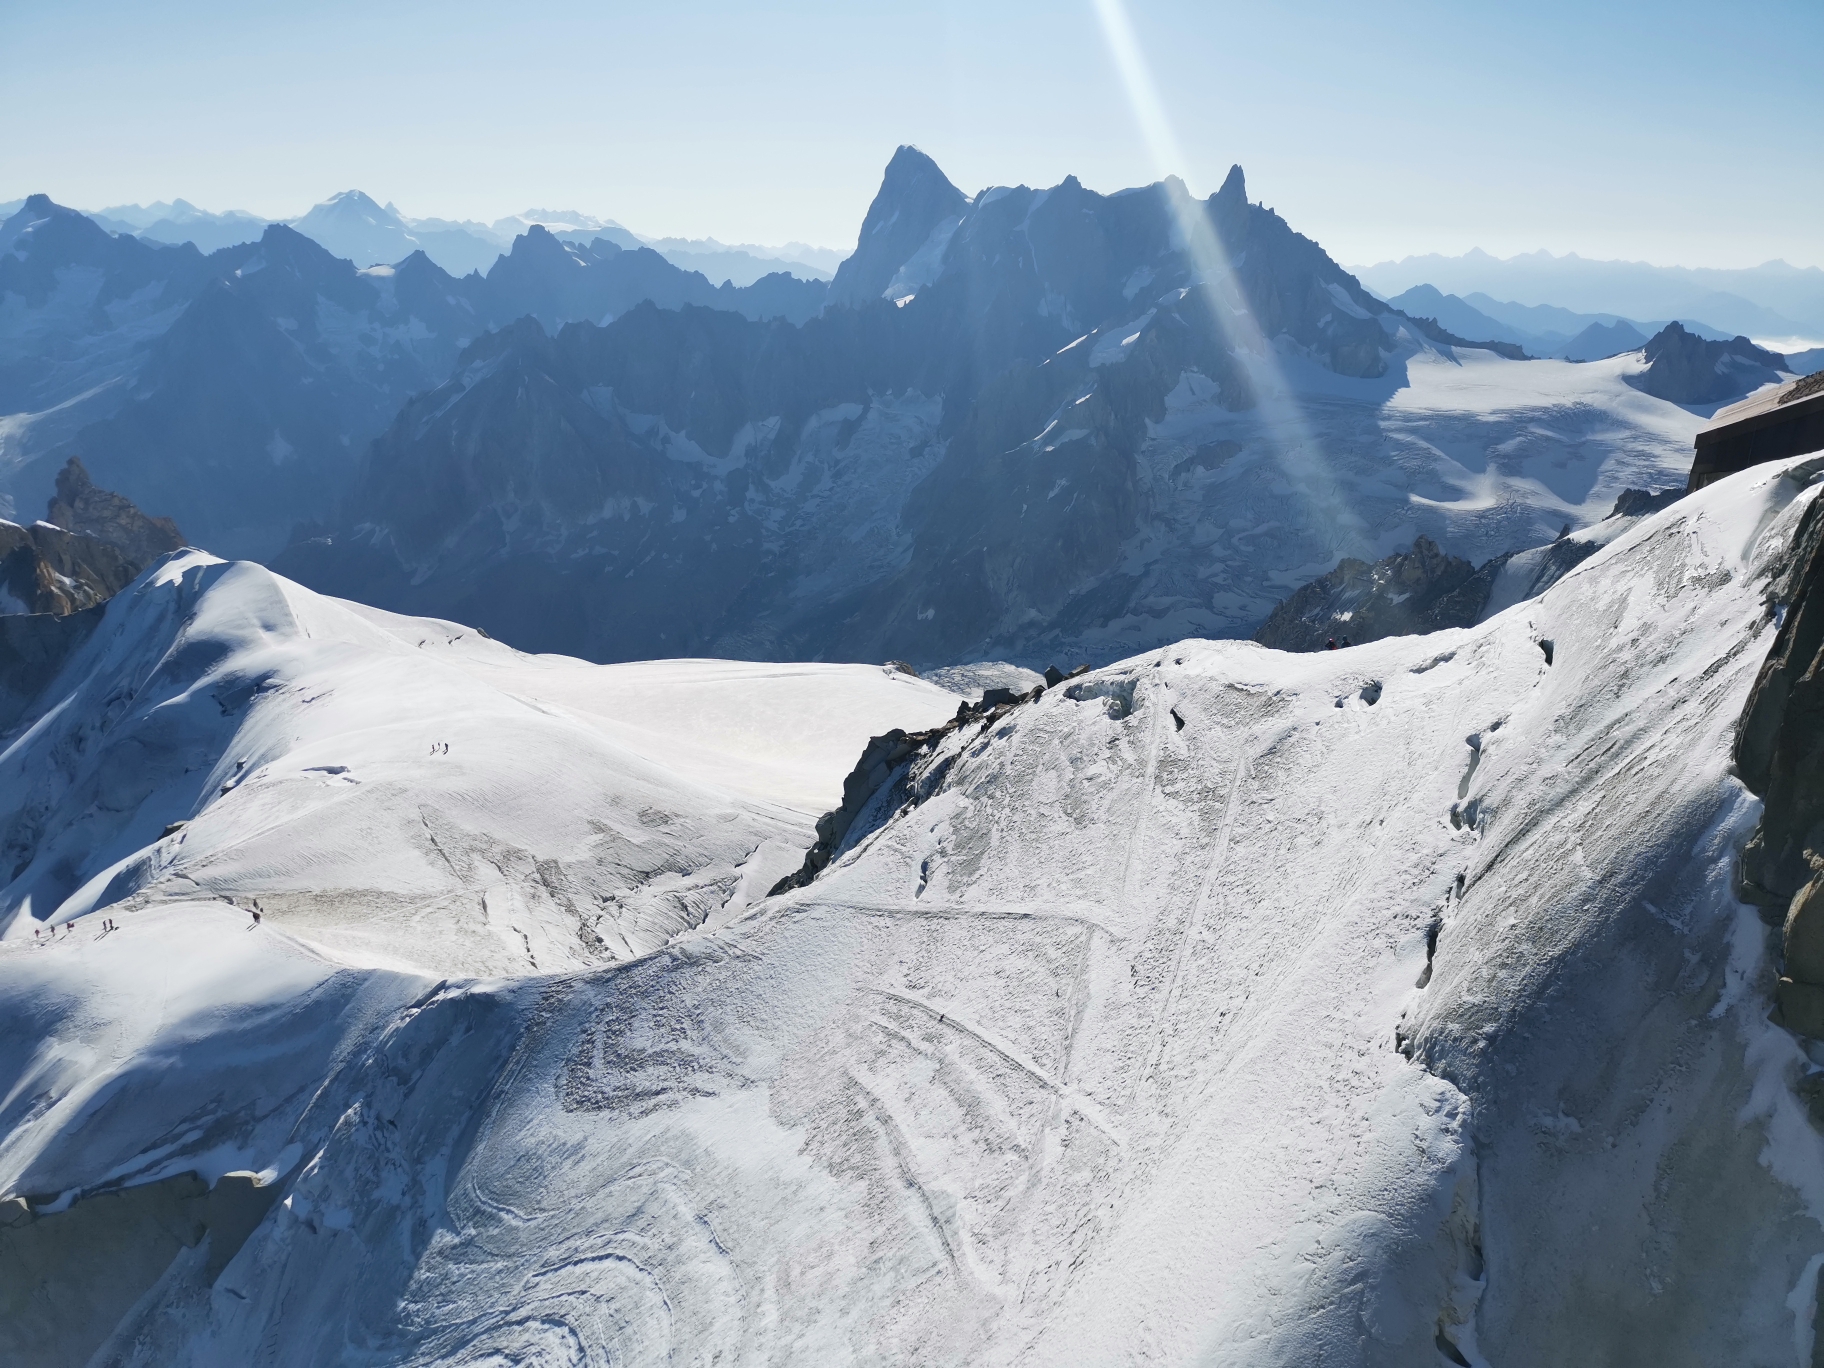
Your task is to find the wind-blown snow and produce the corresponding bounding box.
[3,459,1822,1363]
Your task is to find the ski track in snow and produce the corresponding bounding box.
[3,457,1824,1363]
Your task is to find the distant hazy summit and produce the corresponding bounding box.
[1357,246,1824,346]
[0,190,838,287]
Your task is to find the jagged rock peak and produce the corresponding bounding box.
[881,144,963,201]
[1215,164,1247,204]
[47,456,185,564]
[252,221,344,265]
[1630,321,1786,405]
[828,145,968,307]
[1254,536,1489,652]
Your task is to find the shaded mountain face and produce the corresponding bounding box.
[1253,487,1687,652]
[827,145,969,307]
[481,227,828,331]
[1628,322,1787,404]
[1559,317,1648,362]
[0,201,830,557]
[0,196,214,444]
[1251,536,1489,651]
[46,455,184,563]
[31,227,485,559]
[278,156,1549,667]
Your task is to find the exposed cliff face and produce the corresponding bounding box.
[1723,463,1824,1042]
[46,456,185,564]
[279,155,1431,664]
[1628,321,1786,404]
[0,520,140,617]
[827,145,968,308]
[0,460,187,732]
[1,459,179,617]
[1254,488,1690,652]
[1252,536,1489,651]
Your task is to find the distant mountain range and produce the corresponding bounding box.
[267,150,1725,667]
[0,195,828,558]
[1356,247,1824,347]
[1384,284,1720,360]
[3,151,1788,667]
[0,192,837,285]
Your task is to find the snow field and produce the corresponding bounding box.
[2,457,1822,1363]
[0,553,958,976]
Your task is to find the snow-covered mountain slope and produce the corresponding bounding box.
[4,459,1822,1363]
[0,552,957,977]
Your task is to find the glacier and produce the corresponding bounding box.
[2,455,1823,1364]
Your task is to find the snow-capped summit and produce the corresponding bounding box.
[287,190,422,269]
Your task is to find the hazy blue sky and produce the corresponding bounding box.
[4,0,1820,268]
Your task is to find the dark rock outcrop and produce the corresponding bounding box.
[769,681,1052,895]
[1608,486,1684,520]
[1628,322,1786,404]
[0,605,105,734]
[46,456,184,563]
[1734,489,1824,1035]
[0,1169,279,1368]
[0,520,141,617]
[1254,488,1686,652]
[1,463,184,733]
[1736,489,1824,912]
[827,146,968,308]
[1252,537,1493,651]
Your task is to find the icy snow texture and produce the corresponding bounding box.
[0,554,958,975]
[4,461,1824,1363]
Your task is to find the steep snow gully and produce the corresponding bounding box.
[6,457,1824,1363]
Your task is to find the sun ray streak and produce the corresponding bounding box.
[1091,0,1368,565]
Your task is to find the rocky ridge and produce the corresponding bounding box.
[1254,487,1687,651]
[278,153,1517,666]
[0,460,187,730]
[1628,321,1787,405]
[0,198,828,557]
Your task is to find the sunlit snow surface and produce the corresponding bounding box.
[5,460,1824,1364]
[0,558,959,975]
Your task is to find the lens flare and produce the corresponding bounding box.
[1090,0,1367,568]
